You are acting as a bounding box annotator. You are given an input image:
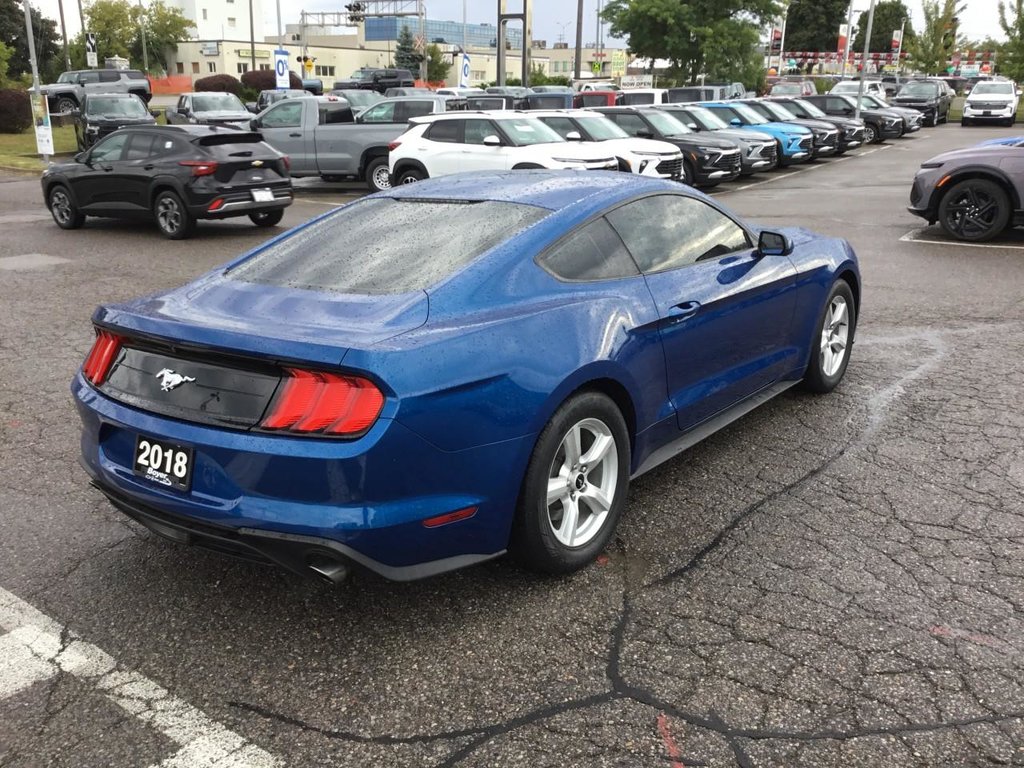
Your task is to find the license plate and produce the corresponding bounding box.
[983,111,992,116]
[252,189,274,202]
[133,435,193,491]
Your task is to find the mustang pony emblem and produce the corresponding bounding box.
[155,368,196,392]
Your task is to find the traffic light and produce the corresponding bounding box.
[346,2,366,23]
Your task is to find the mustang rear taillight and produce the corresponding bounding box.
[261,369,384,436]
[82,329,122,385]
[180,160,218,176]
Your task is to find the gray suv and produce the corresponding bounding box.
[40,69,152,114]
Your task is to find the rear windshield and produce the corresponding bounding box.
[196,133,262,146]
[228,198,549,294]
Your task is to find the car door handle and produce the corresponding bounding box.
[143,164,155,170]
[100,164,113,172]
[288,132,302,137]
[666,301,701,322]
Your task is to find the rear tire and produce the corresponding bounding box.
[249,209,284,227]
[802,280,856,394]
[396,168,425,185]
[48,185,84,230]
[510,391,630,574]
[55,95,77,114]
[938,178,1011,242]
[153,190,195,240]
[364,156,391,192]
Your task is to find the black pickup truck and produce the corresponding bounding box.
[332,68,416,94]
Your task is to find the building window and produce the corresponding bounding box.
[237,62,249,74]
[192,61,200,74]
[259,63,271,70]
[227,17,236,27]
[201,8,207,20]
[314,65,335,77]
[176,62,184,74]
[208,62,217,72]
[471,69,485,80]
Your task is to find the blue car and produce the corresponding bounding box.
[977,136,1024,147]
[700,101,814,165]
[74,171,860,583]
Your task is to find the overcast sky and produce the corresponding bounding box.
[32,0,1006,52]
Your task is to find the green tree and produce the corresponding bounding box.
[702,18,763,89]
[784,0,849,53]
[0,0,62,81]
[851,0,916,52]
[999,0,1024,82]
[425,43,450,82]
[914,0,964,74]
[0,41,12,86]
[602,0,781,85]
[394,24,423,73]
[72,0,193,73]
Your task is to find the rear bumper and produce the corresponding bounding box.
[187,186,293,220]
[74,375,528,580]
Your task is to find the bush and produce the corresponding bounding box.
[194,74,243,96]
[0,88,31,133]
[241,68,303,92]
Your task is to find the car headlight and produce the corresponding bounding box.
[696,146,722,154]
[86,125,98,132]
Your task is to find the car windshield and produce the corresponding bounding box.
[350,69,372,80]
[793,98,827,118]
[330,90,382,107]
[898,82,939,97]
[500,118,565,145]
[677,106,728,130]
[87,97,148,117]
[771,84,802,94]
[193,93,246,112]
[859,95,885,109]
[725,103,768,124]
[58,72,78,83]
[832,82,862,93]
[759,101,797,120]
[644,110,691,135]
[228,199,549,295]
[577,116,628,140]
[972,82,1015,95]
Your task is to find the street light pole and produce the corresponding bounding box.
[573,0,583,81]
[249,0,256,71]
[138,0,148,71]
[854,0,877,119]
[23,0,48,163]
[841,1,856,79]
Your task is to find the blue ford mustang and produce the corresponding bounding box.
[74,171,861,583]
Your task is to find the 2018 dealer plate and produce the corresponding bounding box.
[133,435,194,491]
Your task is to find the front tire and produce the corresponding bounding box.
[249,209,284,227]
[55,95,77,114]
[938,178,1011,242]
[511,392,630,574]
[153,190,195,240]
[48,185,84,229]
[364,156,391,192]
[802,280,856,394]
[863,123,878,143]
[681,158,695,185]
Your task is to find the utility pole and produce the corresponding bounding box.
[57,0,71,69]
[854,0,877,119]
[573,0,583,81]
[138,0,149,71]
[23,0,50,163]
[249,0,256,71]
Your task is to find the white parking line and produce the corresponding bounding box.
[899,227,1024,250]
[293,197,360,207]
[0,586,281,768]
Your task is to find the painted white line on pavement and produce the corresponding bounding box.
[899,227,1024,250]
[294,197,361,207]
[0,586,281,768]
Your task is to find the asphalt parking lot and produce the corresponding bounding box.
[2,125,1023,768]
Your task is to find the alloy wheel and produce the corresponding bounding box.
[943,185,1001,239]
[545,418,618,548]
[157,196,182,234]
[819,295,850,377]
[50,189,72,225]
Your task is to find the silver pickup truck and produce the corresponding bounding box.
[251,97,448,191]
[40,69,152,114]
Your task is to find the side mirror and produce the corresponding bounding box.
[483,134,502,146]
[687,122,699,130]
[565,130,582,141]
[757,230,792,257]
[73,151,86,163]
[730,118,742,126]
[245,102,258,113]
[249,118,258,130]
[149,109,159,118]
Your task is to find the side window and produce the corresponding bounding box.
[99,70,120,83]
[828,97,848,112]
[400,101,436,121]
[538,217,639,282]
[464,119,497,144]
[359,102,396,123]
[79,71,100,84]
[261,101,303,128]
[150,137,179,158]
[177,95,188,111]
[606,113,647,136]
[319,105,353,125]
[425,120,462,143]
[607,195,752,273]
[125,132,155,160]
[539,116,576,139]
[89,133,130,162]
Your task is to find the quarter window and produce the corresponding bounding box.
[425,120,461,142]
[538,217,639,282]
[125,133,156,160]
[607,195,751,273]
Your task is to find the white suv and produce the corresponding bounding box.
[530,110,684,180]
[962,80,1020,127]
[389,112,617,184]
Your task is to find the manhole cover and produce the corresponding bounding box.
[0,253,72,271]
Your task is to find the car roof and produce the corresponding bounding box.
[409,110,539,123]
[116,124,249,136]
[383,170,692,211]
[528,109,608,118]
[84,92,140,99]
